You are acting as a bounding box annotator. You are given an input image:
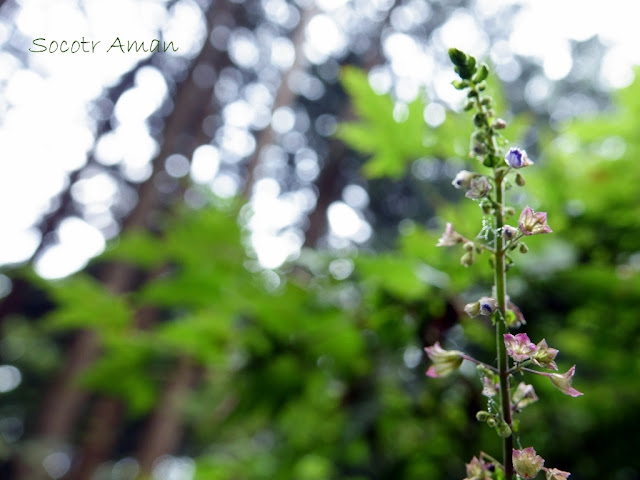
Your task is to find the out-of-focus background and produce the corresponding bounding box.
[1,0,639,479]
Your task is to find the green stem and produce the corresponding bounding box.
[460,354,499,373]
[494,172,514,479]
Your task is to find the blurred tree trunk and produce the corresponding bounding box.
[303,138,346,247]
[242,6,315,197]
[61,3,237,478]
[132,3,316,474]
[64,398,124,480]
[301,2,395,247]
[12,2,228,479]
[136,356,197,476]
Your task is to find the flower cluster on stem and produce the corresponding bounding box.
[424,48,582,479]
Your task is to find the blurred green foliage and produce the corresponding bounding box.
[4,67,640,480]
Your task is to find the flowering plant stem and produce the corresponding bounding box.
[494,171,514,479]
[424,48,581,480]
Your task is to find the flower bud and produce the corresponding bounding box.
[479,296,498,315]
[504,206,515,217]
[463,241,475,252]
[513,447,545,479]
[486,417,497,428]
[461,251,475,267]
[518,206,552,236]
[473,142,487,155]
[473,113,486,128]
[548,365,583,397]
[497,420,512,438]
[532,339,559,370]
[464,301,481,317]
[424,342,464,378]
[493,118,507,129]
[519,243,529,253]
[452,170,475,189]
[476,410,491,422]
[473,63,489,83]
[464,100,474,111]
[515,172,526,186]
[505,147,533,169]
[479,199,492,215]
[448,47,468,67]
[501,225,519,241]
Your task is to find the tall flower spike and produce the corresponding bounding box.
[512,447,545,479]
[548,365,583,397]
[504,333,538,362]
[424,342,463,378]
[518,206,553,236]
[505,147,533,169]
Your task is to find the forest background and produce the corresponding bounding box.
[0,0,639,479]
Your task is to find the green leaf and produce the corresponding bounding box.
[338,66,429,179]
[80,335,158,416]
[354,253,430,301]
[99,229,166,267]
[153,310,233,364]
[42,274,132,332]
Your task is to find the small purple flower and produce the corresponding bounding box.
[464,297,497,317]
[465,176,492,200]
[504,333,538,362]
[546,468,571,479]
[505,147,533,169]
[436,222,462,247]
[501,225,519,241]
[548,365,583,397]
[512,382,538,409]
[513,447,545,479]
[424,342,463,378]
[452,170,475,189]
[479,296,498,315]
[518,206,553,236]
[532,339,559,370]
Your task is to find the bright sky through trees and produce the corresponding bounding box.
[0,0,637,278]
